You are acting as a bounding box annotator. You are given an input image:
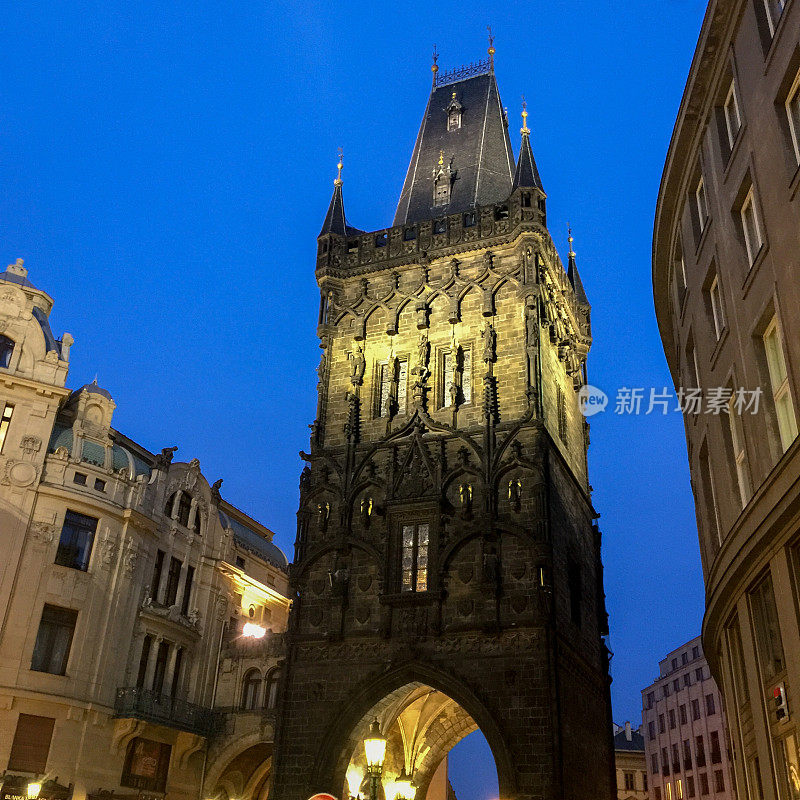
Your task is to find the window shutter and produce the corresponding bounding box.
[8,713,55,772]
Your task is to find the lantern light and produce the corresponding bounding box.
[27,784,42,800]
[394,768,416,800]
[363,718,387,772]
[242,622,266,639]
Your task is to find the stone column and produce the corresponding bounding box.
[175,563,188,611]
[170,490,182,519]
[144,635,162,690]
[164,644,179,697]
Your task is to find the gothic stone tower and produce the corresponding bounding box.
[271,51,614,800]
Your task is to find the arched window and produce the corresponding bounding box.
[0,336,14,369]
[241,669,261,710]
[264,668,281,709]
[177,492,192,527]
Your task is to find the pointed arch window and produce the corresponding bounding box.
[0,335,14,369]
[433,173,451,206]
[264,668,281,709]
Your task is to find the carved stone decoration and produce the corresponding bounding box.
[215,595,228,620]
[309,608,323,628]
[354,606,371,624]
[457,599,474,618]
[309,578,325,596]
[185,459,200,490]
[511,596,527,614]
[29,521,56,544]
[357,574,373,593]
[481,323,497,363]
[52,446,69,461]
[100,527,118,568]
[457,564,474,584]
[349,343,366,386]
[155,446,178,470]
[1,460,39,487]
[19,435,42,460]
[122,541,139,577]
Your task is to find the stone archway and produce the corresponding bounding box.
[204,740,273,800]
[310,662,514,800]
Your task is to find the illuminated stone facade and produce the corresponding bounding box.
[271,55,615,800]
[0,260,290,800]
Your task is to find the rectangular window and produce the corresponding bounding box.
[73,471,87,486]
[8,713,55,772]
[740,189,764,266]
[669,709,676,729]
[709,275,725,339]
[649,720,656,740]
[31,604,77,675]
[624,772,635,790]
[666,782,673,800]
[714,770,725,792]
[659,713,666,733]
[663,747,670,775]
[696,176,709,234]
[699,441,721,546]
[677,778,683,800]
[672,657,679,671]
[684,739,693,770]
[673,678,680,692]
[94,478,106,492]
[643,773,648,791]
[121,737,172,793]
[728,392,751,505]
[688,775,696,798]
[674,251,688,308]
[180,564,194,616]
[664,684,671,698]
[696,666,704,681]
[696,735,706,767]
[164,556,182,606]
[655,788,662,800]
[680,704,687,724]
[401,522,429,593]
[727,615,750,703]
[692,698,701,720]
[723,82,742,149]
[672,743,681,772]
[682,652,688,665]
[692,645,700,659]
[55,510,98,571]
[750,572,786,681]
[700,773,709,796]
[151,549,165,602]
[786,72,800,163]
[763,317,798,451]
[136,635,152,689]
[170,647,183,697]
[647,691,655,710]
[710,730,721,763]
[442,347,472,408]
[777,733,800,800]
[706,694,716,716]
[0,403,13,453]
[377,357,408,417]
[652,753,659,774]
[684,673,691,687]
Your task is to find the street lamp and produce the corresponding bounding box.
[363,718,387,800]
[393,768,415,800]
[27,783,42,800]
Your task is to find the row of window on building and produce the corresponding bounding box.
[648,695,716,739]
[653,770,726,800]
[650,731,724,776]
[646,670,708,709]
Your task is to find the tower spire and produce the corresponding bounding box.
[319,147,362,237]
[566,225,589,306]
[431,44,439,86]
[521,95,530,136]
[512,96,544,192]
[487,26,495,71]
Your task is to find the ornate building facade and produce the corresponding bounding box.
[0,259,291,800]
[653,1,800,798]
[271,48,614,800]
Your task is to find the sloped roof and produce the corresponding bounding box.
[512,130,544,192]
[319,183,363,238]
[394,71,515,226]
[613,727,645,752]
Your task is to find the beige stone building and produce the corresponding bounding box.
[641,638,733,800]
[613,722,648,800]
[653,1,800,797]
[0,259,290,800]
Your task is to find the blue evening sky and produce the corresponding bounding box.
[1,1,709,795]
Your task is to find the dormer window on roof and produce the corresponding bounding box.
[447,92,463,131]
[432,151,454,207]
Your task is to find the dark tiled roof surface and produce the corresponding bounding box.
[613,728,646,752]
[319,183,363,237]
[567,253,590,307]
[394,72,515,226]
[512,131,544,192]
[0,268,38,289]
[31,306,62,357]
[219,509,289,572]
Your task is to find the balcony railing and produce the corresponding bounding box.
[114,687,218,737]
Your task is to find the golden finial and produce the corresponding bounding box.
[432,44,439,83]
[487,26,495,68]
[568,225,576,259]
[521,95,530,136]
[452,91,457,100]
[334,147,343,187]
[439,150,444,167]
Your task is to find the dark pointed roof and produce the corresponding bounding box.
[394,69,515,226]
[512,129,544,192]
[567,238,590,307]
[319,181,363,238]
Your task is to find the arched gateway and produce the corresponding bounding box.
[270,47,615,800]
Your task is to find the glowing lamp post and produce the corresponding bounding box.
[27,784,42,800]
[393,768,415,800]
[364,718,387,800]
